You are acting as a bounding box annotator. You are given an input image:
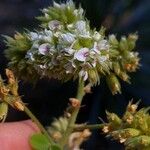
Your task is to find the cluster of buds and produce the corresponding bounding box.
[103,101,150,149]
[0,69,25,122]
[4,1,140,95]
[47,117,69,142]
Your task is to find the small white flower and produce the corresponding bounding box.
[93,31,101,41]
[75,21,87,34]
[74,8,83,17]
[79,70,88,81]
[48,20,62,30]
[74,48,89,62]
[54,31,61,38]
[60,33,75,44]
[43,29,53,42]
[38,43,52,55]
[30,32,39,40]
[26,51,35,61]
[98,40,109,50]
[91,42,100,54]
[67,24,74,30]
[64,48,75,55]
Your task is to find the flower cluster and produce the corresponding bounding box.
[103,101,150,150]
[4,1,139,93]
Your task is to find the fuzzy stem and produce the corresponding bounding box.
[4,97,54,144]
[73,123,105,131]
[60,78,85,148]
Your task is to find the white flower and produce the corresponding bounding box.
[67,24,74,30]
[38,43,52,55]
[79,70,88,81]
[93,31,101,41]
[74,8,83,17]
[64,48,75,55]
[48,20,62,30]
[98,40,109,50]
[91,42,100,54]
[60,33,75,44]
[26,51,35,61]
[30,32,39,40]
[74,48,89,61]
[75,21,91,38]
[43,29,53,41]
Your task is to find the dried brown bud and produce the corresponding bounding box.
[102,125,110,133]
[0,87,9,96]
[126,115,133,124]
[119,137,127,143]
[52,131,62,141]
[69,98,81,108]
[13,99,25,111]
[5,69,15,84]
[81,129,91,138]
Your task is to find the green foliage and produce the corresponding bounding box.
[30,133,51,150]
[30,133,61,150]
[103,101,150,150]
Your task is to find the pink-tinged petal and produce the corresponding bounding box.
[38,43,51,55]
[74,48,89,62]
[48,20,62,30]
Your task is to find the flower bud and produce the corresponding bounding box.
[106,111,122,127]
[113,62,121,75]
[88,69,99,85]
[119,37,128,51]
[118,71,130,83]
[0,102,8,121]
[125,135,150,149]
[69,98,81,108]
[13,99,25,111]
[106,73,121,95]
[127,34,138,51]
[109,34,118,46]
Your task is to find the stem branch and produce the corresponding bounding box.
[60,78,85,148]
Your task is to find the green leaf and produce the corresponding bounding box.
[50,144,61,150]
[30,133,51,150]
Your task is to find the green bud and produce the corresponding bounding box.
[125,135,150,149]
[109,34,119,47]
[112,128,141,141]
[88,69,100,85]
[106,111,122,127]
[119,37,128,51]
[0,102,8,122]
[113,62,121,75]
[106,73,121,95]
[118,71,130,83]
[127,34,138,51]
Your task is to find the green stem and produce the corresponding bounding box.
[24,106,54,143]
[73,123,105,131]
[4,97,54,144]
[59,78,85,148]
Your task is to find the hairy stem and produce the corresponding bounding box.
[60,78,85,148]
